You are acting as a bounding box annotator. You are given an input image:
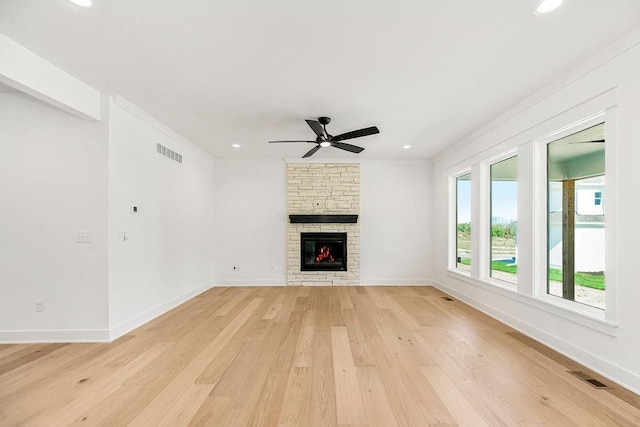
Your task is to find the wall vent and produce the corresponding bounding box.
[568,371,610,389]
[156,143,183,164]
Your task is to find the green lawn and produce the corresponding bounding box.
[457,258,605,291]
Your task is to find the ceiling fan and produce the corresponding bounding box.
[568,139,605,144]
[269,116,380,158]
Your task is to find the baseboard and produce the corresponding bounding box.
[432,279,640,395]
[213,280,286,287]
[0,328,109,343]
[359,280,434,286]
[108,281,215,341]
[213,281,433,287]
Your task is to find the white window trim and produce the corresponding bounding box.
[446,89,618,333]
[482,149,519,287]
[533,110,616,323]
[445,268,617,336]
[449,169,472,274]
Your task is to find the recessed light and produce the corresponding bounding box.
[533,0,564,15]
[232,144,241,148]
[403,145,412,149]
[69,0,93,7]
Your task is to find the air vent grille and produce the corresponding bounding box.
[156,143,183,164]
[568,371,610,389]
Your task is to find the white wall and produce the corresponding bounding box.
[0,92,109,342]
[108,97,215,338]
[361,160,432,284]
[212,159,432,286]
[431,30,640,393]
[213,159,287,285]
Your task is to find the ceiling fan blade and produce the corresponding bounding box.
[332,142,364,154]
[269,140,316,143]
[305,120,326,138]
[569,139,605,144]
[332,126,379,142]
[302,145,321,158]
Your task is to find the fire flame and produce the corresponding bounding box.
[315,245,335,263]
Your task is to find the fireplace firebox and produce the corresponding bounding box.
[300,232,347,271]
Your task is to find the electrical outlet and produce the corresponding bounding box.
[35,300,44,312]
[233,265,240,271]
[75,231,92,243]
[117,231,127,242]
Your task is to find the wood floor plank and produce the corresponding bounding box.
[278,366,312,426]
[263,292,286,320]
[421,366,491,427]
[0,343,66,376]
[309,291,339,425]
[126,297,263,424]
[338,286,354,310]
[331,326,367,425]
[246,372,289,426]
[156,384,214,427]
[1,286,638,426]
[0,343,99,399]
[187,395,233,426]
[356,366,399,427]
[273,292,299,323]
[292,309,317,368]
[0,335,148,423]
[21,341,173,426]
[68,385,146,426]
[0,343,35,360]
[215,288,252,316]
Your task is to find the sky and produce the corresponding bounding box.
[457,180,518,224]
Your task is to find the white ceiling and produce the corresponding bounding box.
[1,0,640,160]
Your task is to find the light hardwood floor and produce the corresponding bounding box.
[1,286,639,426]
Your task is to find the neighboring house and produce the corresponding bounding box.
[548,179,605,272]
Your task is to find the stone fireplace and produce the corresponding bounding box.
[287,163,360,286]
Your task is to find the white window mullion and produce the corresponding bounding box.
[471,163,483,279]
[517,143,535,296]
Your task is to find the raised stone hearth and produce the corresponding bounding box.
[287,163,360,286]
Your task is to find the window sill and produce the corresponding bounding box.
[445,269,618,337]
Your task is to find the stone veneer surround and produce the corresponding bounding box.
[287,163,360,286]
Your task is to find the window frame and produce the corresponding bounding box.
[533,111,616,321]
[449,170,473,274]
[483,150,519,287]
[446,99,618,332]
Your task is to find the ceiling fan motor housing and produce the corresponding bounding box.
[318,116,331,126]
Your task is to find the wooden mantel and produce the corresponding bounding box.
[288,214,358,224]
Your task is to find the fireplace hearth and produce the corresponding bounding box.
[300,232,347,271]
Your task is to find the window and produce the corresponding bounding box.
[547,123,605,310]
[490,156,518,284]
[594,191,602,206]
[456,173,472,271]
